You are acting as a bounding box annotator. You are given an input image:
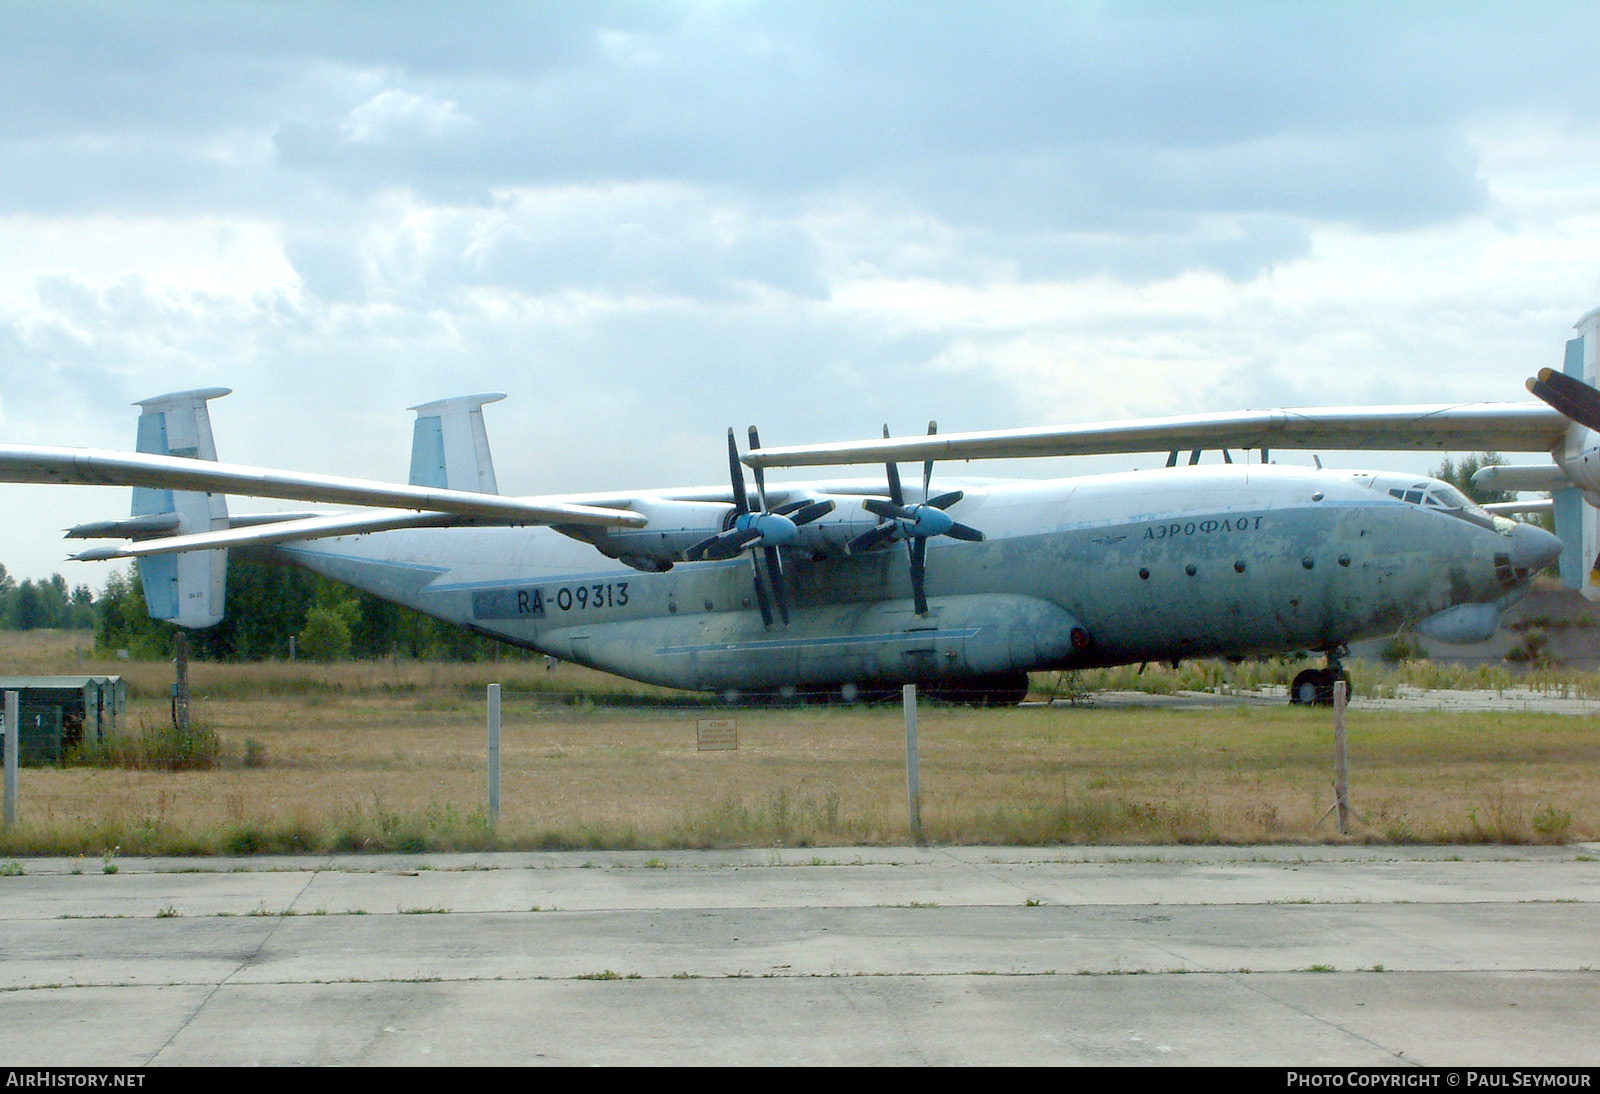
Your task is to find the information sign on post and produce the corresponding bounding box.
[697,719,737,751]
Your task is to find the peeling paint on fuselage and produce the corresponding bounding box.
[273,464,1517,691]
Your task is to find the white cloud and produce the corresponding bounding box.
[5,4,1600,582]
[339,88,473,145]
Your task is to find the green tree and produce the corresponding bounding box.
[0,567,95,630]
[95,566,171,657]
[299,605,353,661]
[1433,453,1511,506]
[11,580,44,630]
[68,584,96,629]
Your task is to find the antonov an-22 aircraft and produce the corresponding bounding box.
[16,307,1600,706]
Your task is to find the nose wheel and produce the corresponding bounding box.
[1289,651,1350,706]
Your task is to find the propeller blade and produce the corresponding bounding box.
[745,426,793,627]
[762,544,791,625]
[925,490,964,510]
[749,553,774,627]
[726,429,750,515]
[909,536,928,615]
[685,525,762,562]
[944,522,985,542]
[845,523,899,555]
[882,424,905,506]
[776,499,836,525]
[1527,368,1600,432]
[747,426,769,510]
[863,497,917,522]
[922,420,937,503]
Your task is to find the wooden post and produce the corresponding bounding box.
[487,683,501,827]
[173,632,190,734]
[903,684,922,844]
[1333,679,1350,836]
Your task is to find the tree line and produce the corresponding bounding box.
[0,565,96,630]
[0,556,520,662]
[92,556,523,662]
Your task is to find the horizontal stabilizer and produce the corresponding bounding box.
[223,511,328,529]
[68,509,468,560]
[67,510,324,540]
[65,513,183,539]
[1483,499,1555,516]
[0,444,646,528]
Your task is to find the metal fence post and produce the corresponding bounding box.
[1333,679,1350,835]
[4,690,18,827]
[487,683,501,827]
[903,684,922,844]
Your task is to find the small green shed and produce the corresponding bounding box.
[0,676,127,764]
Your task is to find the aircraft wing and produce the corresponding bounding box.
[0,443,646,528]
[742,402,1568,469]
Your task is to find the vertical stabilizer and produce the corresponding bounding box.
[132,388,232,628]
[408,393,505,494]
[1560,310,1600,600]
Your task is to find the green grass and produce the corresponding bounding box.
[0,631,1596,854]
[1038,657,1600,700]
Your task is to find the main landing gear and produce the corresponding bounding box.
[1289,649,1349,707]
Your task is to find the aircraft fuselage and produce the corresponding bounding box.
[273,463,1552,696]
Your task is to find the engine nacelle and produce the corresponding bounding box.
[1557,437,1600,505]
[557,498,733,571]
[788,496,895,558]
[560,491,963,570]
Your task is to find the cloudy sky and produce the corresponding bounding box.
[5,1,1600,584]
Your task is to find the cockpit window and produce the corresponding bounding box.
[1388,482,1494,528]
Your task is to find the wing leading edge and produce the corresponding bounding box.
[740,403,1568,470]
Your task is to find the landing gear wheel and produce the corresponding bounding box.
[1290,668,1329,706]
[1289,668,1349,706]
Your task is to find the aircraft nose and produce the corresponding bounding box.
[1509,521,1562,574]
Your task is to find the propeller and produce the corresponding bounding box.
[1527,367,1600,432]
[846,421,984,615]
[685,427,834,627]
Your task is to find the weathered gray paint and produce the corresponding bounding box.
[272,464,1557,694]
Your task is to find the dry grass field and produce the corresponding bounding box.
[1,631,1596,855]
